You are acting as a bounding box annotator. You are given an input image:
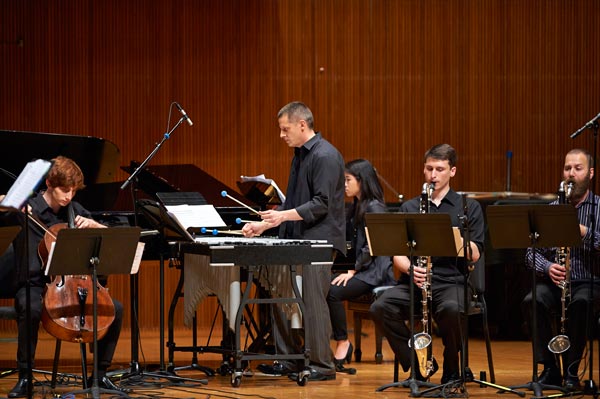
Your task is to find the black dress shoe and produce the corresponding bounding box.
[288,367,336,382]
[256,362,294,376]
[538,367,562,386]
[87,376,131,393]
[441,371,460,384]
[8,378,29,398]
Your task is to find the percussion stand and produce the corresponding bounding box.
[487,205,580,398]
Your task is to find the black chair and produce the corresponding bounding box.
[347,286,394,364]
[464,253,495,383]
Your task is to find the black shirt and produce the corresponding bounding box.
[399,188,485,277]
[27,192,92,285]
[279,132,346,254]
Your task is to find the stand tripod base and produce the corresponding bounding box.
[376,377,442,397]
[172,362,215,377]
[508,381,567,398]
[110,365,209,386]
[66,385,130,399]
[461,367,525,397]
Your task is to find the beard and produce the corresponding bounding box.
[566,172,591,203]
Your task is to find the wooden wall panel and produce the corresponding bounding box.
[1,0,600,331]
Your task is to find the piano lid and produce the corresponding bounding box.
[0,130,121,211]
[123,162,258,208]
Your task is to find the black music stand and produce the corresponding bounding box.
[0,225,20,255]
[45,227,141,399]
[366,213,456,397]
[487,205,581,398]
[143,193,216,377]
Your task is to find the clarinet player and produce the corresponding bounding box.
[369,144,484,384]
[522,148,600,391]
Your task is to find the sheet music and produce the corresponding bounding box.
[166,204,227,230]
[45,241,56,276]
[452,226,465,257]
[130,242,145,274]
[240,174,286,203]
[1,159,52,209]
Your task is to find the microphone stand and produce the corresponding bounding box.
[118,115,207,385]
[571,115,599,395]
[374,169,403,205]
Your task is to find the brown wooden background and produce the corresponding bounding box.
[1,0,600,332]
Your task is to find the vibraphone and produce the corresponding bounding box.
[168,236,334,386]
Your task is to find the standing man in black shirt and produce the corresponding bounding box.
[242,101,345,381]
[369,144,484,384]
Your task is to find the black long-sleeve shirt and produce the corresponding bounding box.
[399,188,485,277]
[279,132,346,254]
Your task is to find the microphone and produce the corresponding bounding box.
[570,112,600,139]
[175,102,193,126]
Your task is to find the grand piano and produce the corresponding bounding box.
[0,130,261,231]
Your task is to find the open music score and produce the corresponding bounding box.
[165,204,227,230]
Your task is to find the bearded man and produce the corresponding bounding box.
[523,148,600,391]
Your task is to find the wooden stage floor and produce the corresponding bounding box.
[0,326,597,398]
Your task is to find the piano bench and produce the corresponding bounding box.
[347,293,384,364]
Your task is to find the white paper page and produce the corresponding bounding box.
[240,174,286,203]
[1,159,52,209]
[166,204,227,230]
[44,241,57,276]
[130,242,145,274]
[452,226,465,257]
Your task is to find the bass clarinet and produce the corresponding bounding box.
[409,182,437,379]
[547,180,573,370]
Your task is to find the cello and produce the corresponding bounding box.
[35,204,115,344]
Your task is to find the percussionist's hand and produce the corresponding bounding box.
[259,209,286,226]
[242,221,270,237]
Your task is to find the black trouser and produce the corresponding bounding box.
[369,275,465,376]
[271,263,335,374]
[15,284,123,373]
[327,276,373,341]
[522,280,600,379]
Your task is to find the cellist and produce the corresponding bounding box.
[6,156,125,398]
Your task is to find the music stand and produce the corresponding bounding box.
[487,204,581,398]
[0,225,20,254]
[45,227,141,399]
[145,193,215,377]
[366,212,456,397]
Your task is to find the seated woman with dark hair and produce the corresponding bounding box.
[327,159,397,373]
